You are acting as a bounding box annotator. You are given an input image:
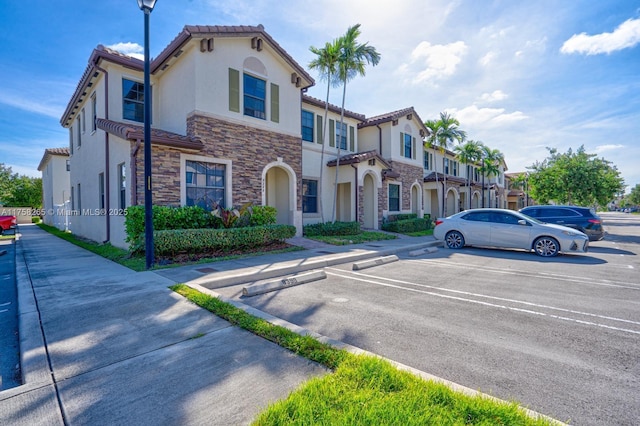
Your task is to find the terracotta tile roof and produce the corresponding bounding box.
[358,106,430,137]
[326,150,390,168]
[37,147,70,171]
[96,118,203,151]
[302,95,366,121]
[62,25,315,127]
[153,24,314,87]
[423,172,468,185]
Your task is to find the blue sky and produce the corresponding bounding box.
[1,0,639,192]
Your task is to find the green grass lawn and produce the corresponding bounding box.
[308,231,397,245]
[172,284,555,426]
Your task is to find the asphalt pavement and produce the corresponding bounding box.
[0,224,444,425]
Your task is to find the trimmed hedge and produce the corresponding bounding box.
[153,224,296,256]
[125,205,214,243]
[382,218,431,233]
[386,213,418,222]
[303,221,361,237]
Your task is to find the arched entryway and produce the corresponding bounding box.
[264,165,292,226]
[363,173,376,229]
[411,184,419,215]
[445,188,457,216]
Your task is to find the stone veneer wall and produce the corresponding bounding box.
[388,161,424,210]
[133,145,183,206]
[187,114,302,209]
[132,115,303,210]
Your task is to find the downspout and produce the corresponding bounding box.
[351,164,358,226]
[95,63,110,243]
[376,124,382,155]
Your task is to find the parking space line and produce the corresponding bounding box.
[413,258,639,290]
[325,269,640,335]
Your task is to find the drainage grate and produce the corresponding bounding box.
[316,250,336,255]
[366,244,384,248]
[196,267,218,274]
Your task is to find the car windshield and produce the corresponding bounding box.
[518,212,544,224]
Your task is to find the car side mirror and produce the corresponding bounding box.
[518,219,528,226]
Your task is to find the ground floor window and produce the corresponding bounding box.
[186,160,225,210]
[302,179,318,213]
[389,183,400,211]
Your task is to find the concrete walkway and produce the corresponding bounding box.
[0,225,440,425]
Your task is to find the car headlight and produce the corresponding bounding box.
[561,230,580,236]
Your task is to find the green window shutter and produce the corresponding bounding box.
[316,115,323,144]
[412,137,416,160]
[228,68,240,113]
[400,132,404,156]
[349,126,355,152]
[329,119,335,147]
[270,83,279,123]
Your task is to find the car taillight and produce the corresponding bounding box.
[587,219,600,224]
[435,219,444,226]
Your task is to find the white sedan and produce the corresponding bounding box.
[433,208,589,257]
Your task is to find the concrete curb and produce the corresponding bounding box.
[352,255,398,271]
[181,281,566,426]
[242,270,327,296]
[190,240,441,290]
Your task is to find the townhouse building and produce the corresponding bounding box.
[54,23,509,249]
[37,148,70,229]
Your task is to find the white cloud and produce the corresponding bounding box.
[479,51,496,66]
[593,144,625,153]
[560,18,640,55]
[0,92,62,118]
[106,42,144,60]
[448,105,528,126]
[479,90,508,102]
[398,41,468,84]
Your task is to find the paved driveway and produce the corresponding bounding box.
[214,213,640,426]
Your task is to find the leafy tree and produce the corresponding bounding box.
[527,146,624,207]
[454,139,482,209]
[628,184,640,206]
[424,112,466,216]
[309,39,341,222]
[331,23,381,222]
[0,163,42,208]
[479,145,503,208]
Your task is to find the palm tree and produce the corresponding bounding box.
[509,172,529,208]
[424,112,466,217]
[454,139,482,209]
[309,40,341,223]
[331,24,381,222]
[479,145,504,208]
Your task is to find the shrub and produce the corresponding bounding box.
[125,205,215,246]
[382,218,431,233]
[304,221,361,237]
[386,213,418,222]
[153,224,296,256]
[249,205,277,226]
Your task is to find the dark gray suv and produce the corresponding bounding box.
[519,205,604,241]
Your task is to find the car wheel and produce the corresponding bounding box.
[445,231,465,249]
[533,236,559,257]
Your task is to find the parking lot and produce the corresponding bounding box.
[214,212,640,426]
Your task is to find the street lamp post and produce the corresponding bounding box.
[138,0,157,269]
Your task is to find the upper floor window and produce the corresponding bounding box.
[243,74,266,120]
[81,108,86,133]
[444,158,449,174]
[123,78,144,122]
[301,110,314,142]
[403,133,412,159]
[76,116,82,147]
[452,160,458,176]
[185,160,226,210]
[424,151,433,170]
[336,121,347,150]
[91,93,97,132]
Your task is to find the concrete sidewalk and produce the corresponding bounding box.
[0,224,440,425]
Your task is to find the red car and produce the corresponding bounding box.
[0,215,17,234]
